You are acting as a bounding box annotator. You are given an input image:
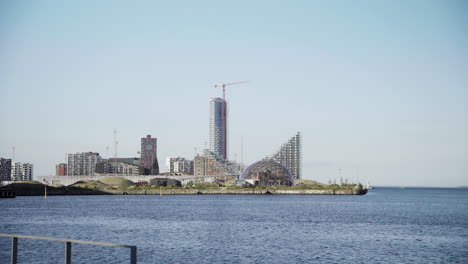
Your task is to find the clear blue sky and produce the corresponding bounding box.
[1,0,467,186]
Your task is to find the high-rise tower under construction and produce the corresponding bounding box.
[209,97,227,160]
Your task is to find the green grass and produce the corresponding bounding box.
[98,177,135,187]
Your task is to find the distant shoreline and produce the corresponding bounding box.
[0,182,368,196]
[112,188,368,195]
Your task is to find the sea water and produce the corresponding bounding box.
[1,188,467,263]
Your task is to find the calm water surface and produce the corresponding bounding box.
[1,188,467,263]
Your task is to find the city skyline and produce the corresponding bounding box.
[1,0,467,187]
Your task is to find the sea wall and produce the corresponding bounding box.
[2,183,367,196]
[273,189,367,195]
[108,188,368,195]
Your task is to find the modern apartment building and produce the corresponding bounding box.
[0,158,12,181]
[140,135,159,175]
[271,132,302,180]
[95,160,141,176]
[11,162,33,181]
[67,152,102,176]
[209,97,228,160]
[165,157,193,173]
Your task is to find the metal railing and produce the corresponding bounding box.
[0,234,137,264]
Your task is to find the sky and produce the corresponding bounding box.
[1,0,467,187]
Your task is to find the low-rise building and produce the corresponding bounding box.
[193,150,243,178]
[56,163,67,176]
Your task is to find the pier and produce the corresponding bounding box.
[0,189,15,198]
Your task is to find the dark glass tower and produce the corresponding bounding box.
[0,158,12,181]
[209,98,227,160]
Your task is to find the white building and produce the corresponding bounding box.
[271,132,302,180]
[68,152,102,176]
[165,157,193,173]
[11,162,33,181]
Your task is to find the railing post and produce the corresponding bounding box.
[65,241,71,264]
[0,234,136,263]
[11,237,18,264]
[130,246,137,264]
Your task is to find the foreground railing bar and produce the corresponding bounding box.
[65,241,71,264]
[131,246,137,264]
[0,234,136,264]
[0,234,134,249]
[11,237,17,264]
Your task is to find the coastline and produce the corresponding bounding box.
[0,182,367,196]
[110,188,368,195]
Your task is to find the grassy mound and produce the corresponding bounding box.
[71,180,108,189]
[98,177,135,187]
[295,179,323,185]
[0,181,109,195]
[1,182,45,192]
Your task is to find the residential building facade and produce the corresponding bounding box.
[165,157,193,173]
[0,158,12,181]
[67,152,102,176]
[11,162,33,181]
[271,132,302,180]
[95,160,141,176]
[109,157,140,165]
[194,155,206,178]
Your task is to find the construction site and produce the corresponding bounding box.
[192,81,302,186]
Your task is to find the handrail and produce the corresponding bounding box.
[0,234,137,264]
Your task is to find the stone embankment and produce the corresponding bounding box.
[1,182,368,196]
[108,188,368,195]
[272,189,367,195]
